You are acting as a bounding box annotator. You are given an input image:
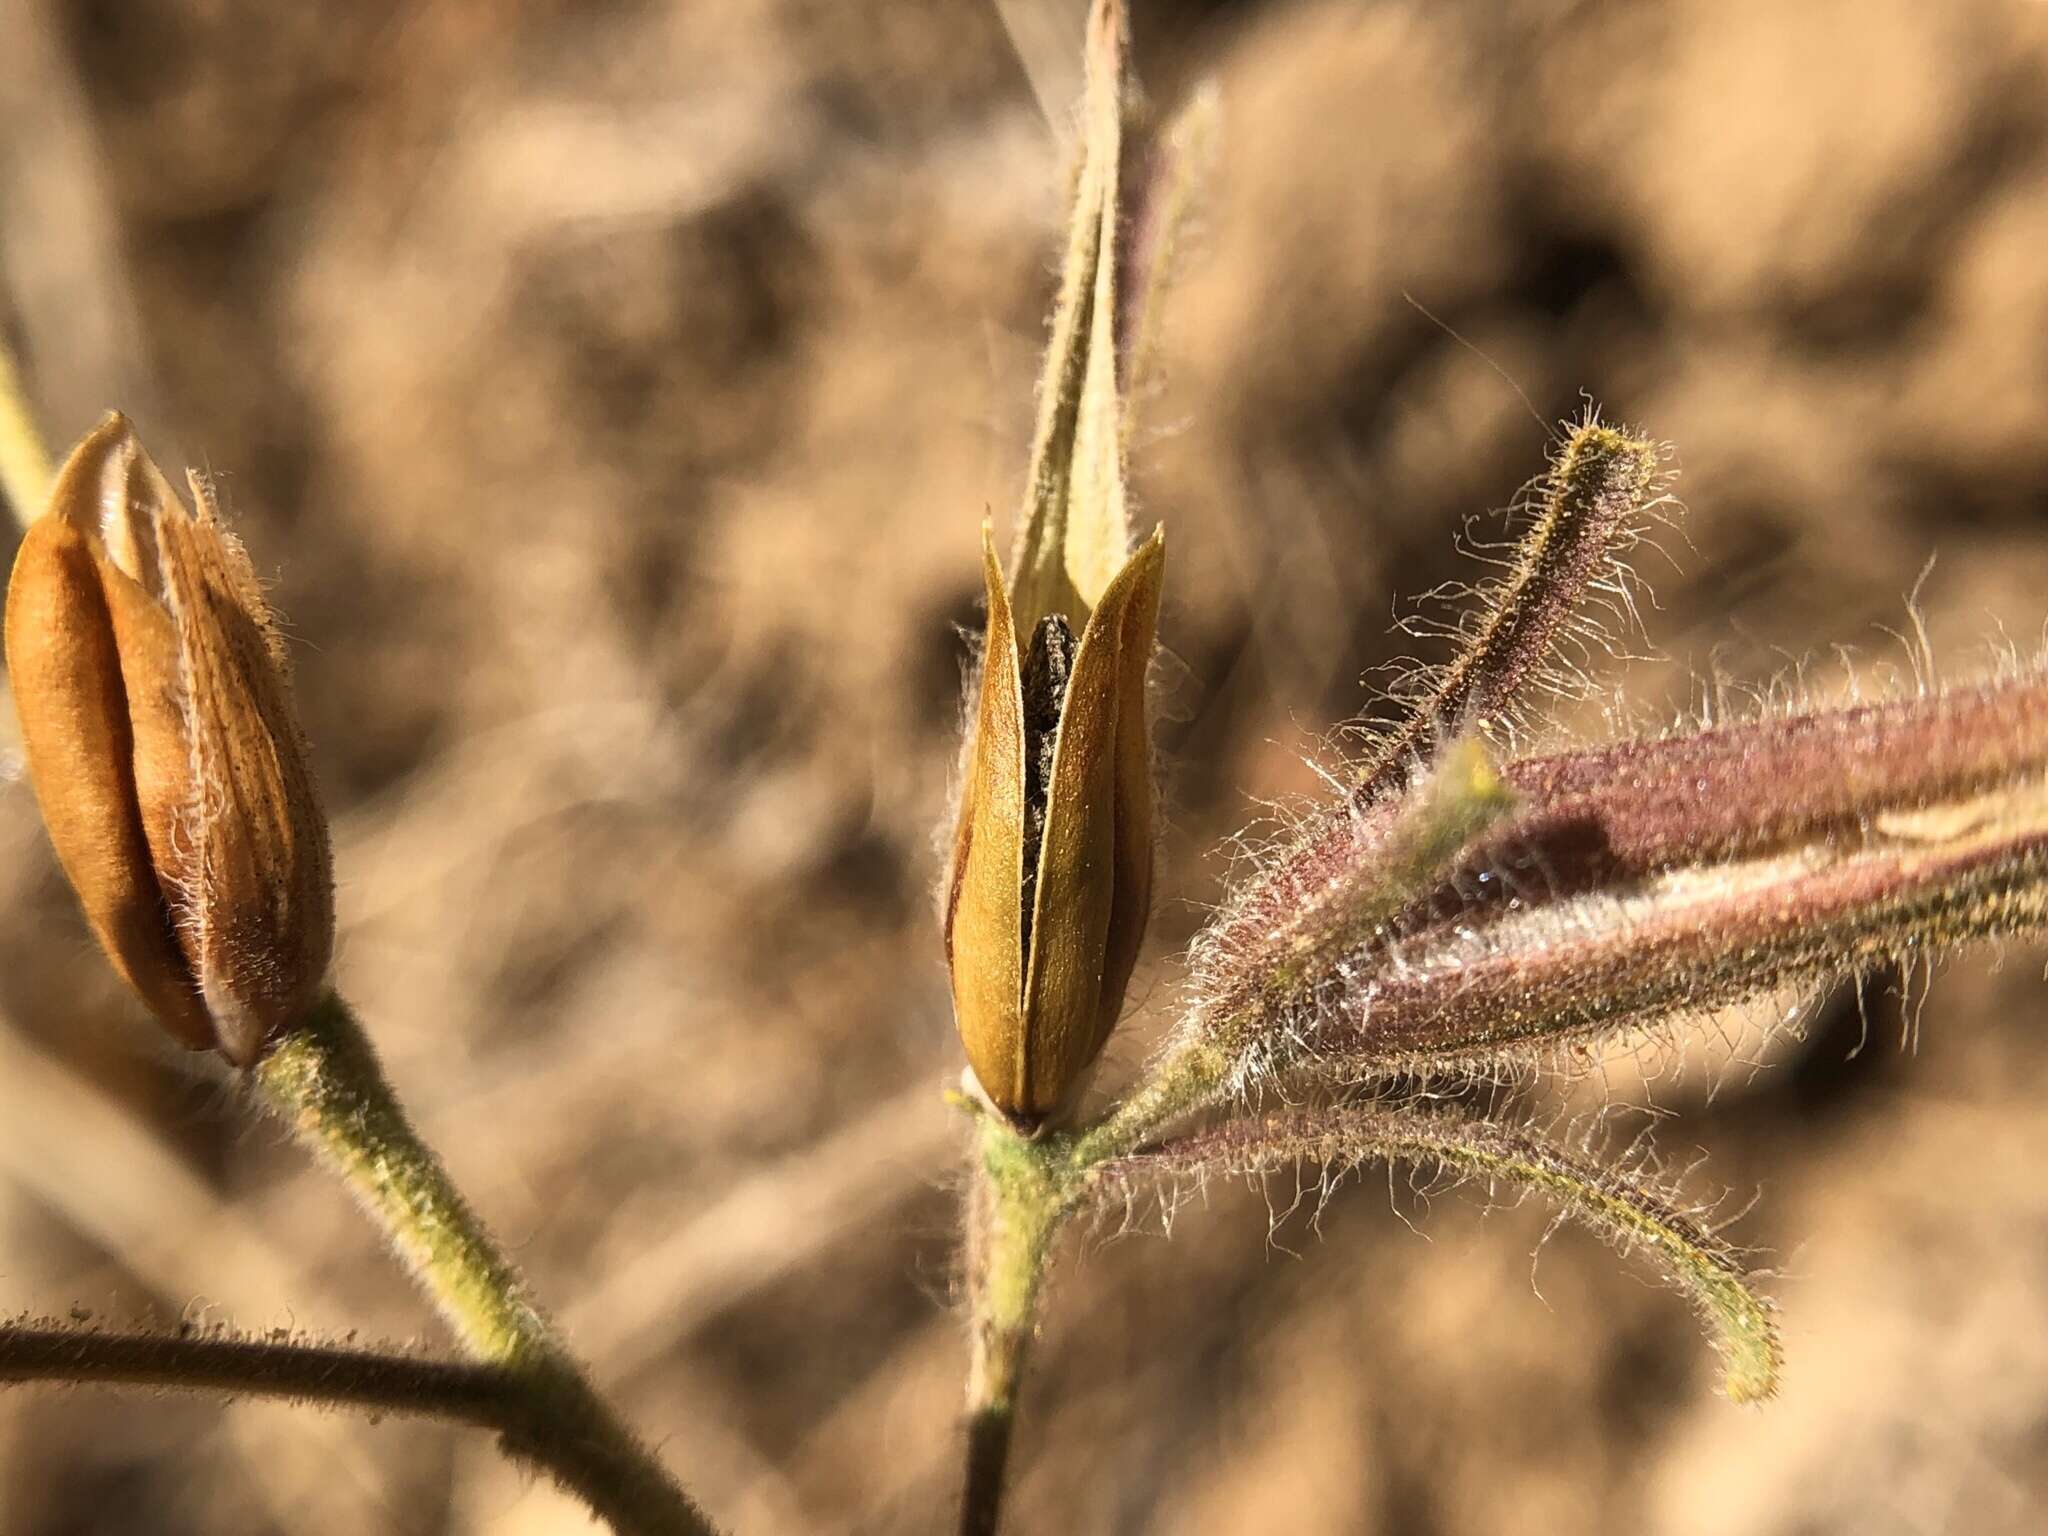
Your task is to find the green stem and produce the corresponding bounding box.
[1065,1038,1227,1170]
[959,1037,1226,1536]
[257,991,719,1536]
[257,994,543,1363]
[956,993,1283,1533]
[953,1037,1230,1534]
[960,1115,1062,1536]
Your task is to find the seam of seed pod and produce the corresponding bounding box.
[1220,817,2048,1111]
[1083,529,1167,1081]
[1006,532,1164,1117]
[187,471,297,680]
[158,499,246,1048]
[1174,772,1485,1042]
[6,424,221,1049]
[938,558,997,938]
[1355,417,1673,806]
[952,530,1065,1118]
[1494,668,2048,879]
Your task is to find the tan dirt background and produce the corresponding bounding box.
[3,1,2048,1532]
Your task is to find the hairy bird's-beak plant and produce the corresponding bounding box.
[942,3,2048,1533]
[1,5,2047,1535]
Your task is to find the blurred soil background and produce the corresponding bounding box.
[2,0,2048,1531]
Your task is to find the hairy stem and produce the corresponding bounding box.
[1094,1104,1779,1402]
[960,1114,1068,1536]
[0,1322,514,1424]
[257,991,718,1536]
[957,1025,1256,1532]
[0,1320,711,1530]
[1067,1038,1229,1170]
[1356,422,1661,804]
[257,993,550,1364]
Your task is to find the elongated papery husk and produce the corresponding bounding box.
[947,524,1164,1122]
[947,530,1030,1109]
[6,486,214,1048]
[1017,526,1162,1115]
[156,470,333,1065]
[68,422,207,1003]
[5,413,332,1064]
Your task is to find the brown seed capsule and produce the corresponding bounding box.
[942,0,1174,1124]
[945,523,1164,1124]
[5,414,334,1064]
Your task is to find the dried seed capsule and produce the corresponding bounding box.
[943,0,1172,1125]
[5,414,333,1064]
[945,524,1164,1124]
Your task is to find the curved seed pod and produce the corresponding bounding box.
[947,524,1164,1124]
[4,413,333,1064]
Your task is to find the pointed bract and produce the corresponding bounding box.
[6,476,213,1047]
[948,530,1031,1107]
[157,470,333,1064]
[1017,527,1161,1111]
[1010,0,1142,634]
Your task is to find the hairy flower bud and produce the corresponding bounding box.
[5,414,333,1064]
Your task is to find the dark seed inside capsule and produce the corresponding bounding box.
[1018,612,1079,958]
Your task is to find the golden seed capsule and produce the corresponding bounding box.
[5,414,333,1064]
[945,523,1164,1124]
[945,0,1166,1124]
